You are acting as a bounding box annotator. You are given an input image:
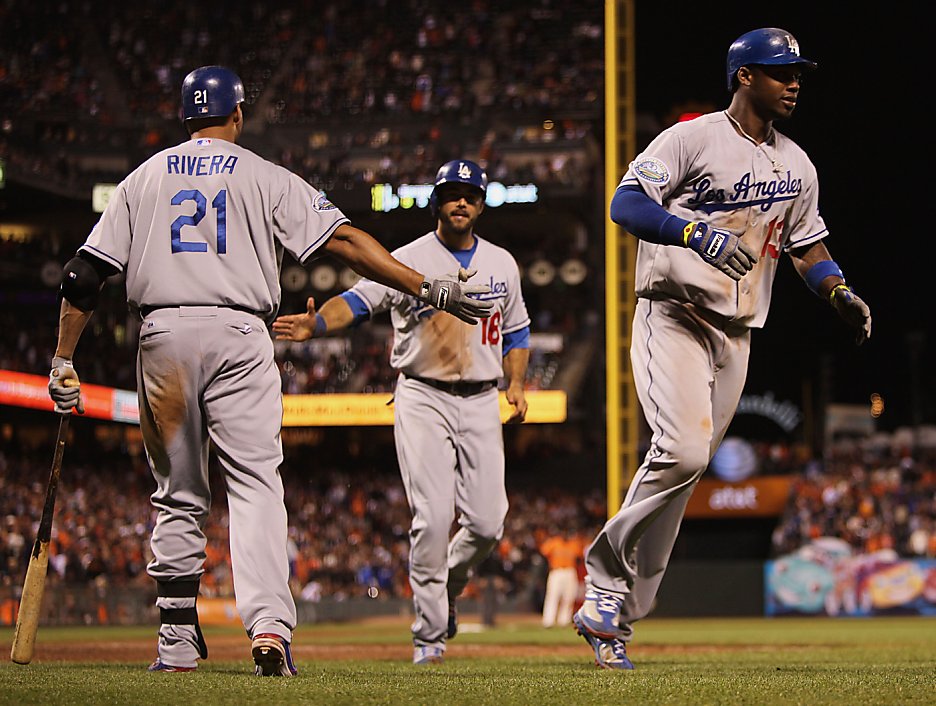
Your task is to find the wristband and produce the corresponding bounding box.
[313,314,327,338]
[804,260,844,296]
[829,283,852,305]
[682,221,703,246]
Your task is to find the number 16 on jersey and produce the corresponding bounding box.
[481,311,501,344]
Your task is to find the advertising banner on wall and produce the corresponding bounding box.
[765,538,936,616]
[0,370,565,426]
[684,476,794,519]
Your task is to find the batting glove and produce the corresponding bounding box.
[48,356,84,414]
[448,267,476,283]
[829,284,872,345]
[420,269,493,325]
[683,222,758,281]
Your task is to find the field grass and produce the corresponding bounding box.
[2,615,935,705]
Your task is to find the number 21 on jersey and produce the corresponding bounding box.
[170,189,227,253]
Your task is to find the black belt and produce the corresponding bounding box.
[138,305,262,319]
[405,374,497,397]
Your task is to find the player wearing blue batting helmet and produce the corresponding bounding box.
[429,159,488,216]
[181,65,245,126]
[726,28,816,91]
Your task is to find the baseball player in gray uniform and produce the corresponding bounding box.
[46,67,492,676]
[273,159,531,665]
[572,29,872,669]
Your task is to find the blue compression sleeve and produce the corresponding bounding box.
[610,185,691,246]
[502,326,530,356]
[803,260,844,295]
[339,291,372,326]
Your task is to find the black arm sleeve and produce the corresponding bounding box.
[78,250,120,279]
[60,251,118,311]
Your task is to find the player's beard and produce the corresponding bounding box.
[439,211,476,239]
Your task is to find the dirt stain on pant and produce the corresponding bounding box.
[141,363,190,462]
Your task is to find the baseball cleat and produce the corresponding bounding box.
[446,600,458,640]
[251,633,298,676]
[573,626,636,670]
[573,586,625,639]
[413,645,445,665]
[147,659,196,672]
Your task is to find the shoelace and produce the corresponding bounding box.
[599,639,630,666]
[593,591,622,615]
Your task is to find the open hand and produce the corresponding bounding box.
[272,297,318,341]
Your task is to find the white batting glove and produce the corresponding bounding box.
[453,267,476,283]
[420,269,493,325]
[48,356,84,414]
[830,284,872,345]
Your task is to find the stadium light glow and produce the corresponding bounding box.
[371,182,538,212]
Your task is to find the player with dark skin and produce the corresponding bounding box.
[571,29,871,671]
[728,62,868,336]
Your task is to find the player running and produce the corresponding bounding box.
[46,66,492,676]
[572,28,872,669]
[273,159,531,665]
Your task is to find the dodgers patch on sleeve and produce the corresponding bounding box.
[633,157,670,186]
[312,193,337,211]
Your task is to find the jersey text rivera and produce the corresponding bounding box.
[166,154,238,176]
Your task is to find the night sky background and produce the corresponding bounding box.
[631,3,927,432]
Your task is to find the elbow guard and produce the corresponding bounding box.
[60,256,103,311]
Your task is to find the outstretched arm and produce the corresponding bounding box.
[324,224,423,296]
[323,224,493,324]
[272,296,356,341]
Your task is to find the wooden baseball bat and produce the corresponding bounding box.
[10,410,72,665]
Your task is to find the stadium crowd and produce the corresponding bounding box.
[4,431,934,612]
[1,0,603,195]
[1,221,586,395]
[0,442,602,609]
[771,446,936,559]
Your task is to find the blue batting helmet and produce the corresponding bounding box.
[429,160,488,216]
[726,28,816,91]
[181,65,245,122]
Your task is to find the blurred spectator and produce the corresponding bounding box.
[1,1,602,195]
[538,524,586,628]
[0,443,605,604]
[772,447,936,558]
[1,231,580,395]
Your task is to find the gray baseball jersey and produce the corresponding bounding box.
[347,231,529,651]
[348,232,530,381]
[81,137,348,322]
[78,136,347,665]
[620,110,827,328]
[584,111,827,637]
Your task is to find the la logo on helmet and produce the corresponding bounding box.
[457,163,473,180]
